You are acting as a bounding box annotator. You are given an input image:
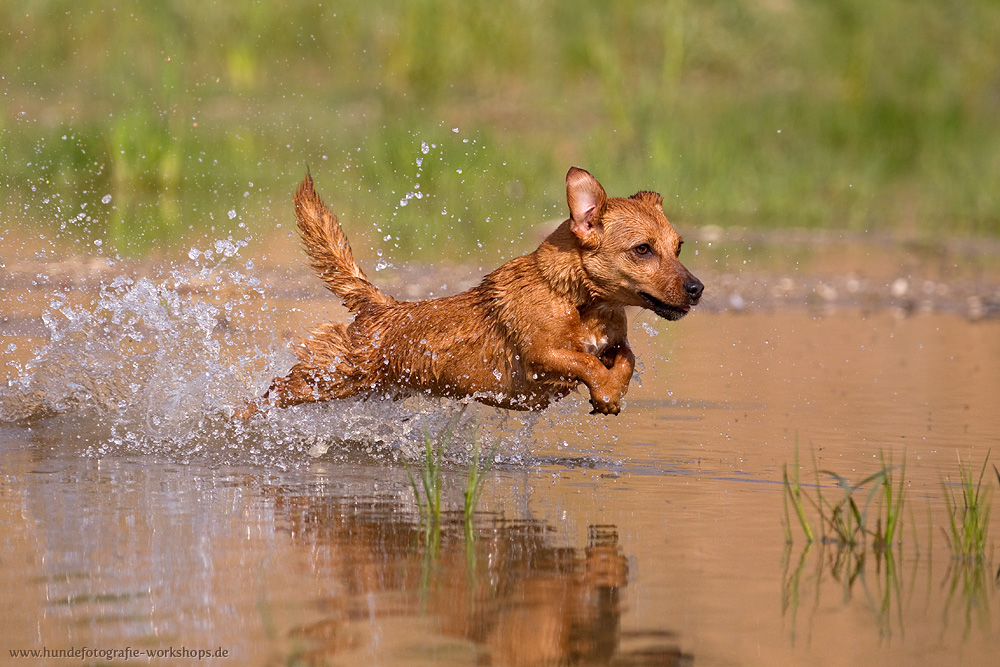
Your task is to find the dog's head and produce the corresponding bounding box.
[566,167,704,320]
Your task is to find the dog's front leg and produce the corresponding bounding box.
[608,341,636,387]
[536,346,633,415]
[593,343,635,414]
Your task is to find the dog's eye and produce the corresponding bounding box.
[634,243,652,256]
[676,240,684,257]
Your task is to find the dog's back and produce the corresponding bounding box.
[274,256,576,411]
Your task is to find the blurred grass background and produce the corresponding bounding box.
[2,0,999,258]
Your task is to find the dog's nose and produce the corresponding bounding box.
[684,279,704,301]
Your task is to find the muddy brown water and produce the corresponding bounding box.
[2,230,1000,666]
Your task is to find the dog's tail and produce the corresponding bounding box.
[293,173,391,312]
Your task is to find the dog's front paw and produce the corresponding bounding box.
[589,394,621,416]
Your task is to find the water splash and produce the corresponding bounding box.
[1,242,542,468]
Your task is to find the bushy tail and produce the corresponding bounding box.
[293,173,391,312]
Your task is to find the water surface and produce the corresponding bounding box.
[2,233,999,666]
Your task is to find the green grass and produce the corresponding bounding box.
[783,447,1000,639]
[814,462,904,550]
[782,443,814,543]
[404,404,497,552]
[941,452,994,560]
[405,406,468,532]
[940,453,996,637]
[783,445,906,552]
[4,1,1000,258]
[782,447,911,639]
[877,451,907,551]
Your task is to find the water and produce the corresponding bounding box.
[2,230,1000,666]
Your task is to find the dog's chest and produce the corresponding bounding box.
[578,331,611,356]
[576,305,626,356]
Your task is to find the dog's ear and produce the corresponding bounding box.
[566,167,607,247]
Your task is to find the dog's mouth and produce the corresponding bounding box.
[639,292,693,321]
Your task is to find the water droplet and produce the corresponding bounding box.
[420,141,430,154]
[228,209,237,219]
[101,194,112,204]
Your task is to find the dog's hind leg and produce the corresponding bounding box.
[266,323,375,408]
[262,365,329,409]
[235,364,359,419]
[261,358,372,408]
[236,324,370,419]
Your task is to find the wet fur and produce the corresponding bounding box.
[245,167,703,417]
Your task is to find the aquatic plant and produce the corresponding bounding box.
[816,467,890,547]
[406,406,465,521]
[783,445,906,551]
[940,453,996,638]
[782,448,913,642]
[402,403,501,566]
[941,452,993,560]
[874,451,907,552]
[782,443,814,543]
[403,403,486,552]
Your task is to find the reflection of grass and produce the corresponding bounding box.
[779,542,814,645]
[941,452,994,560]
[782,537,910,643]
[871,546,906,639]
[943,556,993,638]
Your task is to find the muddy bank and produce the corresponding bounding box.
[5,228,998,325]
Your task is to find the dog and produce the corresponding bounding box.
[244,167,702,418]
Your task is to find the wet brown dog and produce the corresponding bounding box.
[246,167,702,417]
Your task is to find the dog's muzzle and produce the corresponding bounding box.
[639,279,703,320]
